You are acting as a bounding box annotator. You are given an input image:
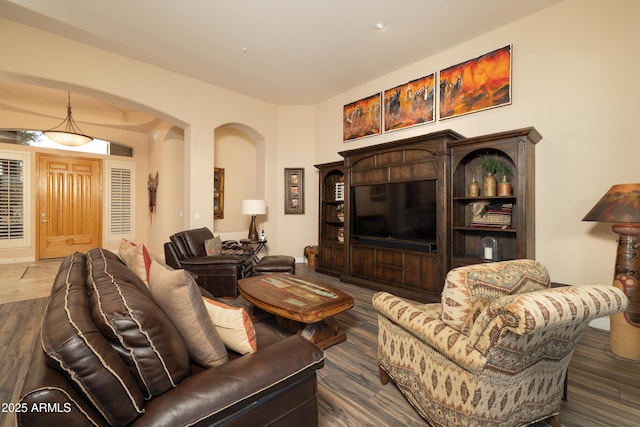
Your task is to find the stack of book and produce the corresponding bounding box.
[471,203,512,228]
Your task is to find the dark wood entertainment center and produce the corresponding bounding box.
[315,127,541,303]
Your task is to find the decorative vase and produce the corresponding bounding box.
[483,172,497,197]
[468,176,479,197]
[337,227,344,243]
[498,174,512,196]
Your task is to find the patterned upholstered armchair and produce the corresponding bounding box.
[373,260,628,427]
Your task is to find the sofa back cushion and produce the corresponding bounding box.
[41,252,145,426]
[170,227,214,259]
[86,248,190,399]
[441,259,550,335]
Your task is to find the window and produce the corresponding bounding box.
[105,161,135,242]
[0,151,29,248]
[0,130,133,157]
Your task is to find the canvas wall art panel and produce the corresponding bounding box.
[438,45,512,120]
[343,93,382,141]
[383,74,435,131]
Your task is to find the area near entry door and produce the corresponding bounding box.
[37,154,102,259]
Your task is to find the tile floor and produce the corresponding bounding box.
[0,259,61,304]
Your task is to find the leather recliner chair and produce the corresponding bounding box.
[164,227,253,297]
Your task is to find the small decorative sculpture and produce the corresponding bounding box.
[148,172,159,222]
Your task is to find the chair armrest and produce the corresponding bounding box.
[132,335,325,427]
[163,242,182,269]
[372,292,486,372]
[468,284,628,354]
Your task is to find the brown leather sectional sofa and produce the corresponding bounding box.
[18,248,324,426]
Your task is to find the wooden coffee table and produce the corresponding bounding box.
[238,273,354,349]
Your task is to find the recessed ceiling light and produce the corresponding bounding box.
[375,21,385,30]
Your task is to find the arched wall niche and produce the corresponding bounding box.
[213,123,266,235]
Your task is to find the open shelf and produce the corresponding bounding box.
[315,161,345,276]
[449,128,541,268]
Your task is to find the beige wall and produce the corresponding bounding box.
[315,0,640,292]
[1,0,639,285]
[146,124,185,259]
[275,105,318,259]
[0,16,284,259]
[213,125,259,234]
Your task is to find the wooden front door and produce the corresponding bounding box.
[37,154,102,259]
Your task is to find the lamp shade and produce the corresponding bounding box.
[582,183,640,223]
[242,199,266,215]
[43,131,93,146]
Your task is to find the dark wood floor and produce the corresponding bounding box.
[1,263,639,427]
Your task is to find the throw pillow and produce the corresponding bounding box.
[203,297,257,354]
[148,260,229,367]
[204,235,223,255]
[220,240,248,255]
[118,238,152,285]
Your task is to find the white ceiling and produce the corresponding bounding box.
[1,0,562,106]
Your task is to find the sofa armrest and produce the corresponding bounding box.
[372,292,486,372]
[19,343,110,427]
[468,284,628,354]
[132,335,325,427]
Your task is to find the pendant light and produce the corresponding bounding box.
[43,92,93,146]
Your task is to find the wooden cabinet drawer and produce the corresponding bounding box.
[375,249,402,266]
[375,265,403,284]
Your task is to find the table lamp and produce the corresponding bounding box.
[242,199,266,241]
[582,183,640,360]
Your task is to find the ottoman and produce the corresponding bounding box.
[254,255,296,275]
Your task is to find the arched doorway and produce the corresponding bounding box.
[213,123,266,235]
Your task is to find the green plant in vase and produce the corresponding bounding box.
[480,156,512,197]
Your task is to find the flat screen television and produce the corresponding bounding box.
[351,180,437,245]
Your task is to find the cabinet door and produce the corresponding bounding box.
[319,244,334,269]
[350,245,374,278]
[404,253,438,293]
[375,249,403,285]
[334,244,345,271]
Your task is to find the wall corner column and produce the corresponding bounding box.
[185,125,215,229]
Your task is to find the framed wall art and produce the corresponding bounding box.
[284,168,304,214]
[343,93,382,141]
[438,45,512,120]
[383,73,435,131]
[213,167,224,219]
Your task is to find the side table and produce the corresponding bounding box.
[240,239,267,263]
